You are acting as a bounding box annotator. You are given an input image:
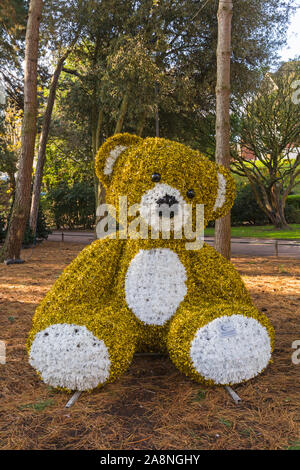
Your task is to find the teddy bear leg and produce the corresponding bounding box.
[167,303,274,385]
[28,305,137,391]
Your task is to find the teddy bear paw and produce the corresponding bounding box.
[29,323,111,390]
[190,314,272,385]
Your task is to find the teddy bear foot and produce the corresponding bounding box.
[168,306,274,386]
[189,314,272,385]
[29,323,111,391]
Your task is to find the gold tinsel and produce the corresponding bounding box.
[27,134,274,390]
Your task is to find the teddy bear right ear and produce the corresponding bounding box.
[210,165,236,220]
[95,133,143,187]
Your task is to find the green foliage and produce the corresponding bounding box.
[192,389,207,402]
[0,203,51,246]
[0,104,18,185]
[36,206,52,240]
[2,0,298,235]
[287,194,300,203]
[287,441,300,450]
[46,182,95,229]
[43,136,93,189]
[22,219,35,247]
[228,183,300,226]
[286,194,300,224]
[205,224,300,240]
[55,0,298,160]
[219,418,232,428]
[231,183,268,226]
[0,147,17,180]
[231,65,300,228]
[0,0,27,108]
[18,399,54,412]
[0,215,5,242]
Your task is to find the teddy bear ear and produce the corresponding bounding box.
[211,165,236,220]
[95,133,143,187]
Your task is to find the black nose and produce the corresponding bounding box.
[156,194,178,219]
[156,194,178,207]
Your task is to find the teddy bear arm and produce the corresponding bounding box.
[190,244,252,305]
[31,237,125,328]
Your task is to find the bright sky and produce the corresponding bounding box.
[278,7,300,61]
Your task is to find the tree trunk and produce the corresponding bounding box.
[114,93,129,134]
[136,111,146,136]
[249,178,290,229]
[277,200,290,229]
[0,0,43,262]
[214,0,233,260]
[270,198,290,229]
[29,50,70,235]
[92,107,105,209]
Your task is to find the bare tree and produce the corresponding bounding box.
[0,0,43,263]
[214,0,233,260]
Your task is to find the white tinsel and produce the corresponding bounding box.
[104,145,127,175]
[190,314,271,384]
[125,248,187,325]
[139,183,190,232]
[213,172,227,211]
[29,324,111,391]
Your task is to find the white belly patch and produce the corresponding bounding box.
[125,248,187,325]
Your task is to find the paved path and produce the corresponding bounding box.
[47,230,300,258]
[205,237,300,258]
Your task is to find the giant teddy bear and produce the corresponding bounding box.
[27,133,274,391]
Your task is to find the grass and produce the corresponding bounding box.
[287,441,300,450]
[219,418,232,428]
[18,400,55,412]
[205,224,300,240]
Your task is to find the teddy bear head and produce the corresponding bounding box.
[95,133,235,236]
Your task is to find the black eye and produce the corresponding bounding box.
[187,189,195,199]
[152,172,161,182]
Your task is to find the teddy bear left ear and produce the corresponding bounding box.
[95,133,143,187]
[211,165,236,220]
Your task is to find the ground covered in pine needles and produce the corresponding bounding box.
[0,241,299,450]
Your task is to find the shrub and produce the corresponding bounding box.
[231,183,268,226]
[46,182,95,229]
[23,220,35,246]
[230,183,300,226]
[0,205,51,247]
[286,194,300,224]
[35,205,52,240]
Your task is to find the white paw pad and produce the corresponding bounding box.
[190,315,271,384]
[29,324,111,390]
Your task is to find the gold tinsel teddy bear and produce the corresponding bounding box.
[27,133,274,391]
